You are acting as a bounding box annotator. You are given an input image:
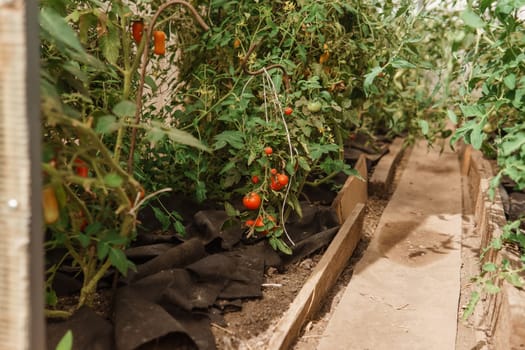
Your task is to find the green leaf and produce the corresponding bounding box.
[55,330,73,350]
[213,130,245,150]
[112,100,136,118]
[503,73,516,90]
[482,262,498,272]
[275,238,293,255]
[109,247,130,275]
[173,221,186,236]
[85,222,103,236]
[152,207,171,231]
[97,241,110,260]
[459,104,485,118]
[145,127,166,145]
[500,131,525,156]
[461,10,485,29]
[166,128,211,153]
[480,0,495,12]
[77,233,91,248]
[224,201,238,217]
[391,58,416,69]
[447,110,458,124]
[364,66,383,95]
[46,289,58,306]
[484,280,501,294]
[144,76,158,92]
[462,291,480,320]
[269,237,278,250]
[418,120,429,135]
[40,8,85,53]
[297,156,311,172]
[100,23,121,65]
[103,173,123,188]
[470,123,485,149]
[95,115,121,134]
[506,273,524,288]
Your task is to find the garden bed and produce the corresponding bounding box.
[46,137,397,350]
[461,145,525,350]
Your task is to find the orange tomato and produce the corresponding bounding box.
[153,30,166,55]
[42,186,59,225]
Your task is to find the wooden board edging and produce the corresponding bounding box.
[464,146,525,350]
[369,137,405,198]
[331,154,368,224]
[266,203,366,350]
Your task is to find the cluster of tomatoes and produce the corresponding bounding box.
[240,144,292,236]
[131,20,166,55]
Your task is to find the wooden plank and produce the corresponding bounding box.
[467,147,525,349]
[331,154,367,224]
[0,3,43,350]
[369,137,405,198]
[460,144,472,176]
[266,203,365,350]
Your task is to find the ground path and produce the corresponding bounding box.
[317,140,463,350]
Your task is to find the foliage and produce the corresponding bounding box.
[40,0,207,314]
[41,0,454,315]
[450,1,525,319]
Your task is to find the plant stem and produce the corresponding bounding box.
[45,309,73,319]
[77,259,112,308]
[128,0,210,174]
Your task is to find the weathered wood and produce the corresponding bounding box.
[460,144,472,176]
[266,203,365,350]
[369,137,405,198]
[468,148,525,349]
[331,154,367,224]
[0,2,44,350]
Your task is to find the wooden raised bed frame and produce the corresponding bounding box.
[461,145,525,349]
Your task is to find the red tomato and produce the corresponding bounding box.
[251,175,260,184]
[264,147,273,155]
[131,20,144,44]
[254,216,264,227]
[277,173,289,186]
[270,177,284,191]
[284,107,293,115]
[242,192,262,210]
[270,168,278,175]
[245,219,255,227]
[74,158,89,177]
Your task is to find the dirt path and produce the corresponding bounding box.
[315,140,463,350]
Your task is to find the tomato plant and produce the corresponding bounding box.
[40,0,459,310]
[40,0,209,316]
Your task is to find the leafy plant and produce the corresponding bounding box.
[41,0,209,316]
[450,1,525,319]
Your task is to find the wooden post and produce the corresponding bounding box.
[0,1,44,349]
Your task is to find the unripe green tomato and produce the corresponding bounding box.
[307,101,322,112]
[483,122,495,134]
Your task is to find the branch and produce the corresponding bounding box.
[240,41,292,92]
